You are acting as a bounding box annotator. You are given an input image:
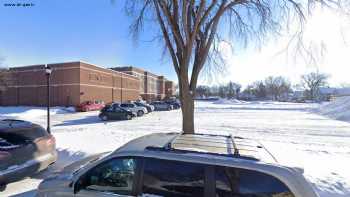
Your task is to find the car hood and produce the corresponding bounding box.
[38,152,110,192]
[63,152,110,173]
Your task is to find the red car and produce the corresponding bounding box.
[77,101,105,112]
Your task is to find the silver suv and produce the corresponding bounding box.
[120,103,147,117]
[37,133,318,197]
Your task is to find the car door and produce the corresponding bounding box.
[139,158,208,197]
[212,166,296,197]
[74,157,140,197]
[103,106,114,119]
[112,107,125,120]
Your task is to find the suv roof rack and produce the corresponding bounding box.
[145,133,273,162]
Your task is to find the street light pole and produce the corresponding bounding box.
[45,65,52,134]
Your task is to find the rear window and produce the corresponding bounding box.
[142,158,205,197]
[0,120,47,141]
[215,166,295,197]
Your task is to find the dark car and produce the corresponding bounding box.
[98,105,133,121]
[165,100,181,109]
[0,119,57,188]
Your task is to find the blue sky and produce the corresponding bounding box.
[0,0,177,81]
[1,0,349,87]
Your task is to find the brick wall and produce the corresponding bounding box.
[0,61,141,106]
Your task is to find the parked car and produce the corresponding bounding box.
[150,101,172,111]
[109,103,138,117]
[99,105,134,121]
[165,100,181,109]
[37,133,318,197]
[119,103,147,117]
[0,119,57,189]
[133,102,155,113]
[77,101,105,112]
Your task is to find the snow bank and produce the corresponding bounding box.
[0,106,75,120]
[196,100,319,111]
[317,96,350,122]
[212,98,246,104]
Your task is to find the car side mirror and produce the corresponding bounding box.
[72,179,80,194]
[72,176,85,194]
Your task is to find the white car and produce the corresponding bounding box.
[119,103,147,116]
[37,133,319,197]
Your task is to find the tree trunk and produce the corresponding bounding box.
[181,93,195,134]
[178,72,195,134]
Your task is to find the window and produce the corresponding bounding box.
[142,158,205,197]
[106,106,114,112]
[77,158,137,195]
[114,107,124,112]
[120,104,127,107]
[215,166,295,197]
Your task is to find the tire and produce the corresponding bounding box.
[137,110,144,116]
[101,115,108,121]
[0,184,6,192]
[126,114,132,120]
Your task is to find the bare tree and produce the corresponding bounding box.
[123,0,341,134]
[243,80,267,99]
[226,81,241,99]
[264,76,291,101]
[301,72,329,100]
[196,85,211,98]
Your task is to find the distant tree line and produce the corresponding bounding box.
[242,76,292,101]
[196,81,241,99]
[195,72,330,102]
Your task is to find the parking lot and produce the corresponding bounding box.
[2,101,350,197]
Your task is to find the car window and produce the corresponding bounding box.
[215,166,295,197]
[114,107,123,112]
[120,104,127,107]
[77,157,137,195]
[106,107,114,112]
[142,158,205,197]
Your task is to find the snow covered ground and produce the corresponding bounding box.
[1,101,350,197]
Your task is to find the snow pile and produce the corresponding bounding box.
[0,106,75,120]
[317,96,350,122]
[212,98,246,104]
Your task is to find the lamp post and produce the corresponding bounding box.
[45,65,52,134]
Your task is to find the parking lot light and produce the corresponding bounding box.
[45,65,52,134]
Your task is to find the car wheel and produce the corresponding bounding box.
[126,114,132,120]
[0,184,6,192]
[137,110,144,116]
[101,115,108,121]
